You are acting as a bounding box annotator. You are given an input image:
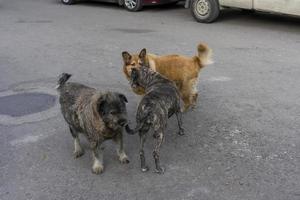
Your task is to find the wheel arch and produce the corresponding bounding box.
[118,0,124,6]
[185,0,220,9]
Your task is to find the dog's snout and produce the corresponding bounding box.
[118,119,127,126]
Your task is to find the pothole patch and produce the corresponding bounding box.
[0,93,56,117]
[0,83,59,126]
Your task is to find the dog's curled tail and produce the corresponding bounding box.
[125,110,152,135]
[125,121,150,135]
[56,73,72,89]
[197,43,213,66]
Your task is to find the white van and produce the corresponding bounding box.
[184,0,300,23]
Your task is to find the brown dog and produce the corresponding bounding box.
[122,43,213,111]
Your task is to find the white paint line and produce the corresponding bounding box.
[206,76,232,82]
[10,135,43,146]
[9,128,58,147]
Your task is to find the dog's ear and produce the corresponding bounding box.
[139,48,146,59]
[118,93,128,103]
[122,51,132,65]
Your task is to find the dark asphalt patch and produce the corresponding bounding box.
[0,93,56,117]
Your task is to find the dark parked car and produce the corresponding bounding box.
[61,0,179,11]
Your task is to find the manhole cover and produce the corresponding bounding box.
[0,93,56,117]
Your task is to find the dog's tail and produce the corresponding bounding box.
[125,119,150,135]
[125,120,151,135]
[56,73,72,90]
[197,43,213,67]
[125,109,152,135]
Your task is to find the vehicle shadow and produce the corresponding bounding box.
[52,0,185,11]
[77,1,121,10]
[142,1,185,11]
[217,9,300,33]
[146,5,300,34]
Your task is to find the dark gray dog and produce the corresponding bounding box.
[57,73,129,174]
[126,66,184,174]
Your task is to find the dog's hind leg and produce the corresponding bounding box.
[69,126,84,158]
[139,131,149,172]
[153,131,165,174]
[190,78,199,109]
[113,133,129,164]
[176,112,185,136]
[181,81,193,112]
[91,141,104,174]
[181,96,190,112]
[182,78,199,111]
[191,93,198,108]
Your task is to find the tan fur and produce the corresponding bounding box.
[122,43,213,111]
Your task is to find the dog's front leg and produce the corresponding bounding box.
[153,132,165,174]
[139,132,149,172]
[113,133,129,164]
[91,141,104,174]
[176,112,185,136]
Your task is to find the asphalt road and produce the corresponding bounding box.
[0,0,300,200]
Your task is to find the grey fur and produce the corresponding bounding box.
[57,73,129,174]
[126,66,184,174]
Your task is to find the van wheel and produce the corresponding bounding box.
[191,0,219,23]
[124,0,143,11]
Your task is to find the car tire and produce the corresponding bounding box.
[61,0,76,5]
[124,0,143,11]
[191,0,219,23]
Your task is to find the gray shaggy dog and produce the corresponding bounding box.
[57,73,129,174]
[126,66,184,174]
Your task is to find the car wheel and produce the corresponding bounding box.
[191,0,219,23]
[61,0,76,5]
[124,0,143,11]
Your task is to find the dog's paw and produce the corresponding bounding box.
[119,153,130,164]
[154,166,165,174]
[92,165,104,174]
[141,166,149,172]
[92,161,104,174]
[73,149,84,158]
[191,105,197,111]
